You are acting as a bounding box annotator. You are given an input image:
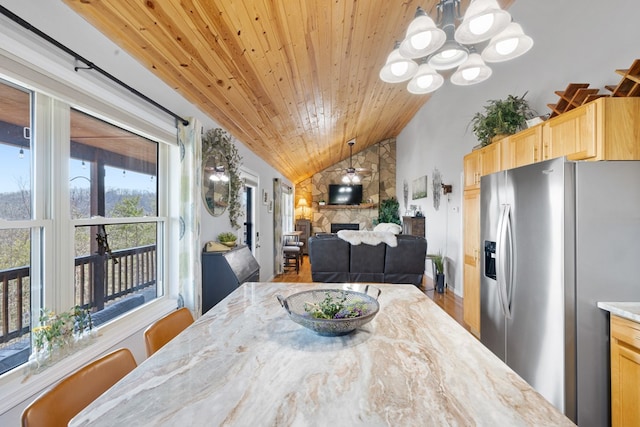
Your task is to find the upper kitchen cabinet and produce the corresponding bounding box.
[502,124,543,170]
[542,97,640,162]
[463,142,502,190]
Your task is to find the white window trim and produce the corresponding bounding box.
[0,64,181,417]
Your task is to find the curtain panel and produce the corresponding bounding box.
[178,118,202,315]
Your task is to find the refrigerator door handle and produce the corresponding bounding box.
[496,204,512,318]
[504,205,514,319]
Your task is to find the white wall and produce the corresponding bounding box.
[396,0,640,295]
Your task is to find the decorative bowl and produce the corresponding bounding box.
[276,286,381,336]
[220,241,237,247]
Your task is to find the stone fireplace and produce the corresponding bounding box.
[295,138,396,235]
[331,223,359,233]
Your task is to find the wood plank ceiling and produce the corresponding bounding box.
[61,0,511,184]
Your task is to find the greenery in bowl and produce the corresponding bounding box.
[470,92,536,147]
[217,232,237,243]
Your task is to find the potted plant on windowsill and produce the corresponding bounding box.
[470,92,536,147]
[432,253,445,293]
[217,232,237,248]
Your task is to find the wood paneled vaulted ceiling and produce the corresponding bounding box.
[62,0,511,184]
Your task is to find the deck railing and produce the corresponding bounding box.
[0,244,157,345]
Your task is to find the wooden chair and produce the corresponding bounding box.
[282,235,301,274]
[21,348,137,427]
[143,307,194,357]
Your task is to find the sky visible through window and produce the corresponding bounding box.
[0,144,155,195]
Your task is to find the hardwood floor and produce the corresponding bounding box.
[271,255,470,332]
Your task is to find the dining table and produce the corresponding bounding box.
[70,282,574,426]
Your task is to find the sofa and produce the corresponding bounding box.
[308,233,427,285]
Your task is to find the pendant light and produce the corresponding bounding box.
[379,42,419,83]
[398,7,446,59]
[380,0,533,93]
[407,59,445,94]
[342,139,360,184]
[450,49,492,86]
[481,22,534,63]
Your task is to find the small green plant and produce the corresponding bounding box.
[304,292,368,319]
[33,306,93,353]
[378,197,401,225]
[470,92,536,146]
[217,232,237,243]
[432,252,444,274]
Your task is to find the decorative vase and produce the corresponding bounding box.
[436,273,445,293]
[221,241,237,248]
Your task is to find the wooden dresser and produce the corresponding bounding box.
[402,216,425,237]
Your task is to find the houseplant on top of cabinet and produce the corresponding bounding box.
[470,92,536,147]
[217,232,237,247]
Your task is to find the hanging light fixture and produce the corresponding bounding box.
[481,22,533,63]
[342,139,361,184]
[450,48,492,86]
[407,58,445,94]
[380,0,533,93]
[379,42,420,83]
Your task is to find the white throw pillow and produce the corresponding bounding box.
[373,222,402,235]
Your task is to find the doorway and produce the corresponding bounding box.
[241,170,259,255]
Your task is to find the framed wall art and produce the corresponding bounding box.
[412,175,428,200]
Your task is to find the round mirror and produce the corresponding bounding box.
[202,151,230,216]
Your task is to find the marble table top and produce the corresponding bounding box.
[70,283,573,426]
[597,301,640,323]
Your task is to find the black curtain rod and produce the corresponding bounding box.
[0,5,189,127]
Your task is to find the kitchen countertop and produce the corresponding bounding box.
[70,283,573,426]
[597,301,640,323]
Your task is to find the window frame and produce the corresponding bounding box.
[0,76,180,414]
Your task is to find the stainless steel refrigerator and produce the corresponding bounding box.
[480,158,640,426]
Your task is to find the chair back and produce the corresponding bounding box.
[144,307,194,357]
[21,348,137,427]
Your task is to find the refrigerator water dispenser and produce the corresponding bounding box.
[484,240,496,280]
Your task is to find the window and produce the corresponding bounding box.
[0,80,35,374]
[281,184,293,233]
[69,111,162,316]
[0,80,169,375]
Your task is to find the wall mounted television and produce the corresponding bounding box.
[328,184,363,205]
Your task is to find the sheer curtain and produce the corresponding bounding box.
[272,179,293,274]
[178,118,202,315]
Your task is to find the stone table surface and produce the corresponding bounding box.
[70,282,574,426]
[597,301,640,323]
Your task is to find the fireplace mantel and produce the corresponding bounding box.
[318,203,376,210]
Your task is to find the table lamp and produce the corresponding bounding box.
[296,198,308,219]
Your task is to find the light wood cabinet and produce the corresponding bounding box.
[542,101,597,160]
[462,188,480,337]
[463,141,502,190]
[463,150,481,189]
[502,124,543,170]
[610,315,640,427]
[542,97,640,162]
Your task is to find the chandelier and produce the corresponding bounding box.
[379,0,533,94]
